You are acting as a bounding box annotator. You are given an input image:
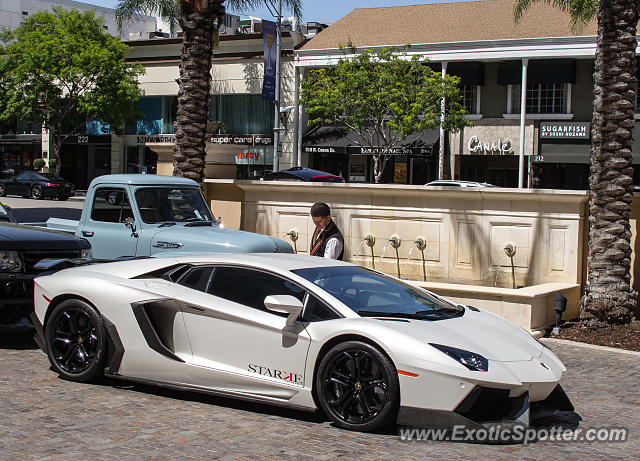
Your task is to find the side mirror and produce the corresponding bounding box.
[124,217,138,237]
[264,295,303,326]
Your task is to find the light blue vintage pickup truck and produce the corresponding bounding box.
[42,174,293,258]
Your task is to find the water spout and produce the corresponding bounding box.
[388,235,402,278]
[414,237,427,282]
[362,233,376,269]
[504,243,517,289]
[285,229,299,253]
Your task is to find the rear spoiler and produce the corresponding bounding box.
[33,256,148,272]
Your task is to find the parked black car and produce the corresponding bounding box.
[263,167,345,182]
[0,222,91,323]
[0,171,76,200]
[0,201,17,223]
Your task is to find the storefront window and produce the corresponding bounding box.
[208,94,274,134]
[509,84,568,114]
[126,96,177,135]
[461,85,479,114]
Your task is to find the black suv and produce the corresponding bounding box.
[0,203,91,323]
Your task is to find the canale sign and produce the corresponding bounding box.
[467,135,514,155]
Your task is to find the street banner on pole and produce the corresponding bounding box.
[261,20,277,100]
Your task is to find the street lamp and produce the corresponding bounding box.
[265,0,283,172]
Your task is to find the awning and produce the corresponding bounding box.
[302,126,439,156]
[448,62,485,86]
[497,60,576,86]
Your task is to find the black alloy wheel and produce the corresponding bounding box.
[31,184,43,199]
[45,299,107,382]
[316,341,399,432]
[0,184,5,197]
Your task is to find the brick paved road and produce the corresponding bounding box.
[1,326,638,460]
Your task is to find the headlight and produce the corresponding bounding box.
[80,249,92,259]
[0,250,23,272]
[429,343,489,372]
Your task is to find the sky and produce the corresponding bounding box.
[81,1,462,24]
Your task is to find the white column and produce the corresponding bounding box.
[518,58,528,189]
[293,66,301,167]
[438,62,448,180]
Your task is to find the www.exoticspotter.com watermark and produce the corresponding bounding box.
[399,425,629,444]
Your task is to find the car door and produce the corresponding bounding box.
[7,172,28,196]
[83,187,139,258]
[179,265,312,397]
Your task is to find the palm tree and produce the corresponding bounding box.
[515,0,638,327]
[115,0,301,184]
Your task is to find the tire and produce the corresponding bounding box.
[0,184,5,197]
[315,341,399,432]
[31,184,43,200]
[45,299,107,382]
[57,194,69,201]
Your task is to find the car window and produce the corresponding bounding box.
[302,295,340,322]
[134,187,213,224]
[207,266,305,314]
[293,266,459,317]
[178,266,214,292]
[91,188,134,223]
[15,172,32,180]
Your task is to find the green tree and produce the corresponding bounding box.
[116,0,301,184]
[515,0,638,326]
[299,47,470,183]
[0,8,143,175]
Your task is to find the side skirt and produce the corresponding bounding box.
[103,372,317,413]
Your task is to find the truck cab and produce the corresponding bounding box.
[77,175,292,259]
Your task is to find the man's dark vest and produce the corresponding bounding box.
[310,219,344,260]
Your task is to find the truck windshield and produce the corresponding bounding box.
[134,187,214,224]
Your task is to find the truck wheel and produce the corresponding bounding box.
[31,185,43,199]
[45,299,107,382]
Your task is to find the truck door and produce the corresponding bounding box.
[82,187,139,259]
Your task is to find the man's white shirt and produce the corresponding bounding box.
[324,236,343,259]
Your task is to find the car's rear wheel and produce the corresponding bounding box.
[45,299,107,382]
[31,184,43,199]
[0,184,5,197]
[316,341,399,432]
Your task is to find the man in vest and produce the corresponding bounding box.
[309,202,344,260]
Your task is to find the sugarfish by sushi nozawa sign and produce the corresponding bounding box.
[540,122,591,139]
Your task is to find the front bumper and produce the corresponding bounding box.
[0,274,34,323]
[397,384,578,441]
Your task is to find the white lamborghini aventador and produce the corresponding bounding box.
[31,254,576,433]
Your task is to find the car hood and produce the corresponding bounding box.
[368,309,543,362]
[148,225,293,254]
[0,223,90,250]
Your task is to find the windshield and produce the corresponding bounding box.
[292,266,462,318]
[134,187,214,224]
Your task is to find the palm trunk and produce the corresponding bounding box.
[173,1,224,184]
[579,0,638,327]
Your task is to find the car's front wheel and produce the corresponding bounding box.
[0,184,5,197]
[316,341,399,432]
[31,184,43,199]
[45,299,107,382]
[57,194,70,201]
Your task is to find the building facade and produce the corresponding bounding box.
[294,0,636,189]
[120,32,300,181]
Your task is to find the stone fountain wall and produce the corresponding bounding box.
[204,180,589,332]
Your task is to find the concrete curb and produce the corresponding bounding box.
[541,337,640,357]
